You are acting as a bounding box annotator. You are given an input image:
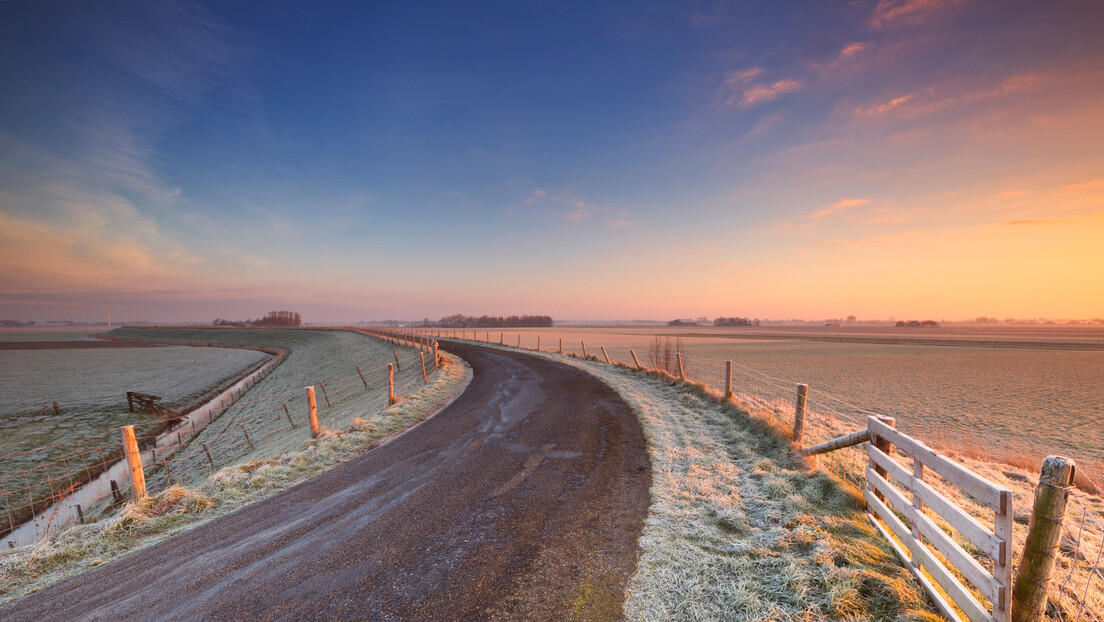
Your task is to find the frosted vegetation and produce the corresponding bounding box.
[0,348,470,604]
[448,340,939,620]
[0,346,269,484]
[103,327,436,488]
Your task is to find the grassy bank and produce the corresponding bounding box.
[0,351,470,604]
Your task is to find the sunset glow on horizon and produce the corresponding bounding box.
[2,1,1102,323]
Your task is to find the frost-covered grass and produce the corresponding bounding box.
[0,346,270,507]
[458,341,940,621]
[0,351,470,604]
[103,328,433,489]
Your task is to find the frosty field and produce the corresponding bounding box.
[461,326,1104,467]
[103,327,434,489]
[0,346,269,483]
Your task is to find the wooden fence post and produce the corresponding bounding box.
[536,336,541,351]
[869,415,896,502]
[393,349,401,372]
[500,332,503,345]
[283,403,295,428]
[601,346,611,364]
[725,361,733,399]
[517,334,521,348]
[356,366,369,389]
[676,353,685,381]
[631,349,642,370]
[121,425,146,499]
[1012,456,1076,622]
[433,341,440,367]
[559,338,563,354]
[307,387,319,438]
[581,341,588,358]
[241,425,254,451]
[793,384,808,442]
[388,364,397,405]
[420,352,428,383]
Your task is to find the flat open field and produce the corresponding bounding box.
[0,345,271,490]
[447,325,1104,467]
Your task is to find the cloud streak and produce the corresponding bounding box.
[721,68,804,108]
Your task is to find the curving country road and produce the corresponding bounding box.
[1,341,652,621]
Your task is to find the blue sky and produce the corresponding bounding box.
[2,1,1103,323]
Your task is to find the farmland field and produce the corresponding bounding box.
[0,345,270,481]
[446,325,1104,467]
[102,327,432,489]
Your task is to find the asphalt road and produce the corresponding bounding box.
[2,341,652,621]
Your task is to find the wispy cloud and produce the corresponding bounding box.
[868,0,962,28]
[1005,219,1059,226]
[721,67,804,108]
[1057,179,1104,194]
[853,74,1044,120]
[812,42,872,76]
[0,2,243,300]
[811,198,871,219]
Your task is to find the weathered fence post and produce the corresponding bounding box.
[500,332,504,345]
[356,366,369,389]
[319,382,331,408]
[559,338,563,354]
[1012,456,1076,622]
[433,341,440,367]
[536,336,541,351]
[793,384,808,443]
[240,425,254,451]
[601,346,611,364]
[420,352,428,383]
[387,363,397,405]
[724,361,733,399]
[393,349,401,372]
[517,334,521,348]
[869,415,896,502]
[121,425,146,499]
[306,387,319,438]
[283,403,295,428]
[631,349,642,370]
[676,353,685,381]
[581,341,588,358]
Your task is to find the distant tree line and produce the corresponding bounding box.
[438,314,553,328]
[895,320,940,328]
[213,310,302,328]
[714,316,759,326]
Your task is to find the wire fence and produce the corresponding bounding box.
[1,327,439,548]
[435,328,1104,621]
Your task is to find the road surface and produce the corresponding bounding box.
[2,341,652,621]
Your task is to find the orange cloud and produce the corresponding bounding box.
[811,198,871,219]
[722,68,803,108]
[1057,179,1104,194]
[853,75,1044,120]
[1004,219,1060,226]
